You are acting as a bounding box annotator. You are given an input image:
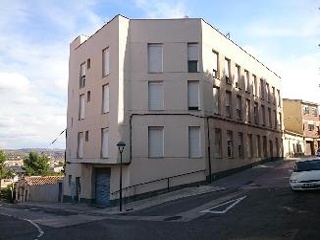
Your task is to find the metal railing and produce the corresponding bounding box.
[111,169,206,196]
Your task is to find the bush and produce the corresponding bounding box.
[0,184,15,203]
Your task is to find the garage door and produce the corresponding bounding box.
[95,168,111,206]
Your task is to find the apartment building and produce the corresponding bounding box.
[64,15,283,206]
[283,99,320,156]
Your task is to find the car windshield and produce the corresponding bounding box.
[295,160,320,172]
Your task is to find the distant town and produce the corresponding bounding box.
[3,148,65,174]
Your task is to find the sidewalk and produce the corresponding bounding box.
[5,159,295,216]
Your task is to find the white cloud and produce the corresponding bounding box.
[135,0,189,18]
[272,53,320,103]
[0,2,104,149]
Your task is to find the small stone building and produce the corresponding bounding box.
[16,176,64,202]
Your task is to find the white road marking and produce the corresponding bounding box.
[0,212,44,239]
[201,195,247,214]
[22,218,44,240]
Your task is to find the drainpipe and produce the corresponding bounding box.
[206,117,212,183]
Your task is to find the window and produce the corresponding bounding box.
[227,130,233,158]
[236,95,242,121]
[87,58,91,69]
[148,126,164,158]
[252,75,257,96]
[87,91,91,102]
[272,87,276,104]
[303,106,309,115]
[277,89,281,107]
[238,132,244,158]
[214,128,222,158]
[245,99,251,123]
[101,128,109,158]
[187,43,198,72]
[308,124,315,131]
[212,50,219,78]
[313,108,318,117]
[78,132,84,158]
[68,175,72,186]
[225,91,232,118]
[79,63,86,88]
[257,135,261,157]
[266,83,270,102]
[268,107,272,127]
[278,112,282,129]
[102,84,109,113]
[254,102,259,125]
[275,138,279,157]
[248,134,253,158]
[148,81,164,110]
[85,131,89,142]
[269,140,273,158]
[148,44,163,73]
[261,105,266,126]
[224,58,231,84]
[244,70,250,92]
[79,94,85,120]
[213,86,220,114]
[102,48,110,76]
[273,110,277,129]
[263,136,267,157]
[188,81,199,110]
[260,78,264,100]
[235,65,240,88]
[189,126,201,158]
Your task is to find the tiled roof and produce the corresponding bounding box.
[24,176,63,186]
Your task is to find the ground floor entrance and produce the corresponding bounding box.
[95,168,111,206]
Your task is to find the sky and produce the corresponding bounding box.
[0,0,319,149]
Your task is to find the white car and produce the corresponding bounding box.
[289,158,320,191]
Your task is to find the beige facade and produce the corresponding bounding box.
[283,99,320,156]
[65,15,283,206]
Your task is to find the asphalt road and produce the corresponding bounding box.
[2,159,320,240]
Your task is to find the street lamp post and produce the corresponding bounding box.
[117,141,126,212]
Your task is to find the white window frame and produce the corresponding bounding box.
[214,128,222,158]
[79,94,85,120]
[187,43,199,72]
[103,47,110,76]
[245,99,251,123]
[188,81,199,110]
[101,128,109,158]
[238,132,244,158]
[189,126,201,158]
[225,91,232,118]
[80,62,86,88]
[227,130,233,158]
[253,74,257,96]
[236,95,242,120]
[213,86,220,115]
[78,132,84,158]
[102,84,109,113]
[244,70,250,92]
[235,64,240,87]
[212,50,219,77]
[148,81,164,110]
[148,126,164,158]
[261,105,266,126]
[248,134,253,158]
[224,58,231,83]
[148,44,163,73]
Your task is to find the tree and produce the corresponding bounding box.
[23,152,50,176]
[0,150,7,189]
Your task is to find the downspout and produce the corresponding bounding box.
[206,117,212,183]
